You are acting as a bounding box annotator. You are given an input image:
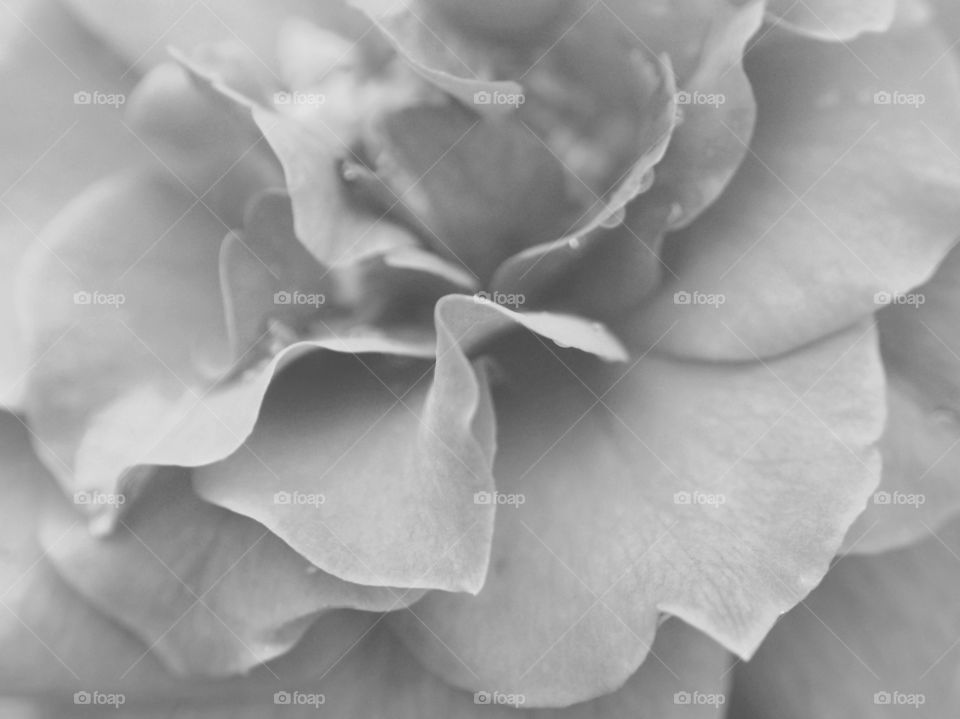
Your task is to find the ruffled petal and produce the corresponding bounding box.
[731,517,960,718]
[41,468,423,677]
[387,320,884,707]
[193,307,498,594]
[846,243,960,553]
[765,0,896,41]
[637,14,960,359]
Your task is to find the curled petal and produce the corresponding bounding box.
[389,321,884,706]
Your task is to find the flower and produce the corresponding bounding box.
[2,0,960,716]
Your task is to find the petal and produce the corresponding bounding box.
[637,14,960,359]
[193,308,498,593]
[58,0,370,74]
[765,0,896,41]
[638,0,764,230]
[355,2,524,119]
[731,517,960,718]
[388,321,884,706]
[845,243,960,553]
[0,0,150,408]
[41,468,423,678]
[50,619,729,718]
[251,105,420,267]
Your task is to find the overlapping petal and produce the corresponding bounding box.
[732,517,960,718]
[637,15,960,359]
[846,242,960,553]
[388,320,884,706]
[41,468,423,677]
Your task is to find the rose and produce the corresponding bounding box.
[2,0,960,716]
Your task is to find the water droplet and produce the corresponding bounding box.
[667,202,684,225]
[568,237,581,250]
[674,106,686,125]
[88,510,117,538]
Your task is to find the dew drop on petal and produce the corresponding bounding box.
[568,236,582,250]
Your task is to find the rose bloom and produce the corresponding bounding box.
[2,0,960,716]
